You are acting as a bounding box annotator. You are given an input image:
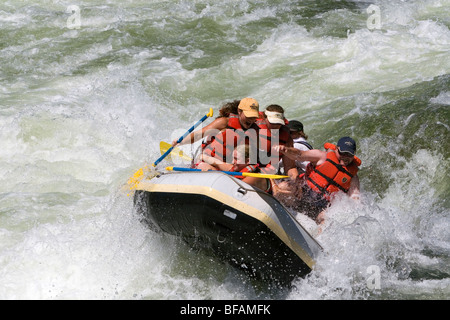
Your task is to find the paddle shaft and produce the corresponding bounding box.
[166,166,288,179]
[152,108,213,167]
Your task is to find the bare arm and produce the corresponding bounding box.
[276,145,326,166]
[201,154,232,171]
[279,135,300,180]
[348,175,360,201]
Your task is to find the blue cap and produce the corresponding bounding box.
[337,137,356,155]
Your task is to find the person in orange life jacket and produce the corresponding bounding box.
[173,98,272,191]
[256,105,299,182]
[174,100,242,162]
[172,98,259,148]
[274,137,361,224]
[197,98,260,165]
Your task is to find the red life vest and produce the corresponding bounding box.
[255,117,290,165]
[202,114,259,163]
[306,143,361,198]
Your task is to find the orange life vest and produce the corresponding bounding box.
[323,143,362,166]
[202,114,259,163]
[306,143,361,198]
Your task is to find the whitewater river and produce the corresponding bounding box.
[1,0,449,299]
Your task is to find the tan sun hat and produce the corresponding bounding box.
[238,98,259,118]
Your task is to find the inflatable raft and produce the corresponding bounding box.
[133,170,322,284]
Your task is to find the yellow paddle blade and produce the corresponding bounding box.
[160,141,192,161]
[127,166,147,188]
[125,165,160,195]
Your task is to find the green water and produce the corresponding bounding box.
[0,0,449,299]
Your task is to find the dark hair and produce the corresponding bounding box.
[288,120,308,139]
[299,131,308,140]
[217,100,240,118]
[265,104,285,114]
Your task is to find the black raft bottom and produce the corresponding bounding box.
[134,190,312,285]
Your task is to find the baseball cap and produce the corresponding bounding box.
[264,110,285,125]
[337,137,356,155]
[287,120,304,132]
[238,98,259,118]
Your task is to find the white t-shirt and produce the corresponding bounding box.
[292,137,312,173]
[278,137,312,174]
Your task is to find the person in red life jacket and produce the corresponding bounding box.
[256,105,299,188]
[273,137,361,224]
[174,98,273,191]
[173,98,259,148]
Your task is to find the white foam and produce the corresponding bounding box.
[430,91,450,105]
